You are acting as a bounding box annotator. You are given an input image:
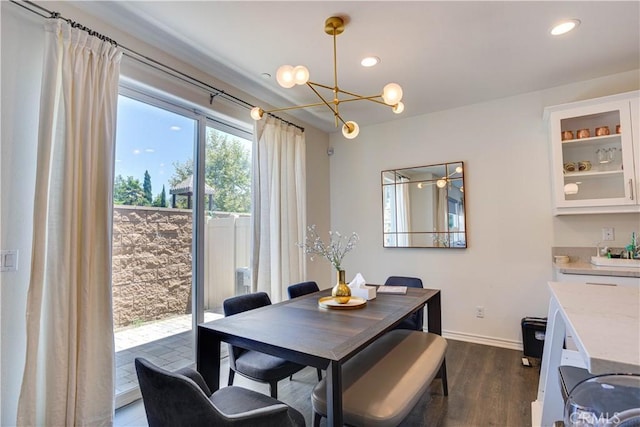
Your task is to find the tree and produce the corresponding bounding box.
[170,129,251,213]
[143,170,153,205]
[113,175,147,206]
[153,185,167,208]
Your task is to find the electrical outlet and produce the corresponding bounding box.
[475,306,485,318]
[602,227,615,241]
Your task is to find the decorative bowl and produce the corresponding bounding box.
[595,126,610,136]
[576,129,590,139]
[561,131,574,141]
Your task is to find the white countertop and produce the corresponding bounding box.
[549,281,640,374]
[554,261,640,278]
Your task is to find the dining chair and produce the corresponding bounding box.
[223,292,306,399]
[287,280,320,299]
[384,276,425,331]
[287,281,323,381]
[134,357,305,427]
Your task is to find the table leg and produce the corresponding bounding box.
[197,326,221,392]
[326,360,343,427]
[427,291,442,335]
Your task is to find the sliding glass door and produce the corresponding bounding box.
[111,88,254,407]
[202,123,253,313]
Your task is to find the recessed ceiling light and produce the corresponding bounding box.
[550,19,580,36]
[361,56,380,67]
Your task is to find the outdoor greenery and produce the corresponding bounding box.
[153,185,167,208]
[143,170,152,205]
[113,175,147,206]
[170,128,251,213]
[114,170,167,207]
[113,129,251,213]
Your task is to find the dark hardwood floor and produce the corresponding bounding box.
[115,339,540,427]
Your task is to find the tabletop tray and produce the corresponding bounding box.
[318,296,367,310]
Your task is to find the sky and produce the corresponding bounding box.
[115,95,195,199]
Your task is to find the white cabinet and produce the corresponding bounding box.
[545,91,640,215]
[555,271,640,287]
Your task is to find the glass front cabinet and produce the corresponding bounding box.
[545,91,640,215]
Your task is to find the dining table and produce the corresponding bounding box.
[197,286,442,427]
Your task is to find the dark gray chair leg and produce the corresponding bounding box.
[316,368,322,381]
[313,411,322,427]
[440,359,448,396]
[269,381,278,399]
[228,369,235,386]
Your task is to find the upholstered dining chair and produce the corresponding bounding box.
[134,357,305,427]
[287,281,323,381]
[384,276,425,331]
[287,281,320,299]
[223,292,306,399]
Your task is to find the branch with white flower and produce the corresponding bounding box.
[298,225,359,271]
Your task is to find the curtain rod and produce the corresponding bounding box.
[10,0,305,133]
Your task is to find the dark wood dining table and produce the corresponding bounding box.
[197,286,441,427]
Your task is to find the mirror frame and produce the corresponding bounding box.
[381,161,467,249]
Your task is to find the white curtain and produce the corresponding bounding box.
[251,117,306,302]
[396,177,411,246]
[17,19,122,427]
[435,187,448,247]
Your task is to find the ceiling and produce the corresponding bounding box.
[71,1,639,134]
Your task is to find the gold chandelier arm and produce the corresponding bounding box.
[333,25,339,93]
[307,81,335,92]
[339,95,388,106]
[262,101,328,115]
[306,82,349,127]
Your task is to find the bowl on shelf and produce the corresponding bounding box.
[578,160,592,171]
[595,126,610,136]
[561,131,574,141]
[563,162,576,173]
[576,129,590,139]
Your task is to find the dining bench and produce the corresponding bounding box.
[311,329,448,427]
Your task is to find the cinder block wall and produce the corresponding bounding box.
[112,206,192,329]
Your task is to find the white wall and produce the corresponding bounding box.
[1,4,44,425]
[0,3,330,424]
[329,70,640,348]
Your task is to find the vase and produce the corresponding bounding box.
[332,269,351,304]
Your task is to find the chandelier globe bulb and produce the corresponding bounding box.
[276,65,296,88]
[436,179,447,188]
[392,102,405,114]
[382,83,403,105]
[250,107,264,121]
[292,65,310,85]
[342,121,360,139]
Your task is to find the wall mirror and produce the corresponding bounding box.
[382,161,467,248]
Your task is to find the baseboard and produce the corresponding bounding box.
[115,387,142,409]
[441,329,523,351]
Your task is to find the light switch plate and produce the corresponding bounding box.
[0,250,19,272]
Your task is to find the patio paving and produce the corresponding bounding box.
[115,312,223,396]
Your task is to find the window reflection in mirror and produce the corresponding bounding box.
[382,161,466,248]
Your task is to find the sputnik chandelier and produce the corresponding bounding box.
[250,16,404,139]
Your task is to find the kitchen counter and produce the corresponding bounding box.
[532,281,640,426]
[554,261,640,278]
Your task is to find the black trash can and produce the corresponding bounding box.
[521,317,547,359]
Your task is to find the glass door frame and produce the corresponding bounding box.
[114,84,254,407]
